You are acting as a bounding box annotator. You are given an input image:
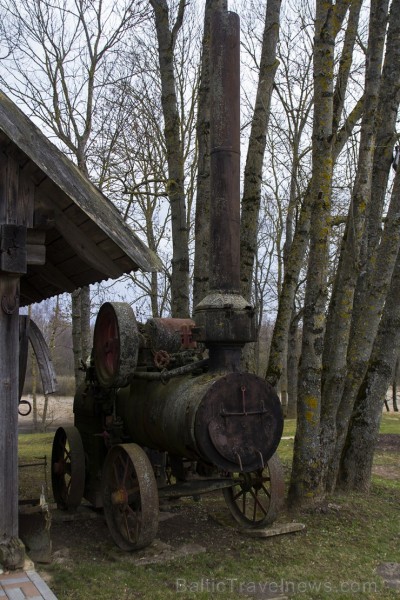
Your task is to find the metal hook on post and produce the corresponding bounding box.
[1,293,19,315]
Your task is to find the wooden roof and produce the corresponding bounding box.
[0,90,162,306]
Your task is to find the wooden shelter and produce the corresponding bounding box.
[0,90,161,567]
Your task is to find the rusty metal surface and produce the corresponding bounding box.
[116,375,214,461]
[66,7,286,553]
[73,384,108,508]
[102,443,159,551]
[158,477,234,499]
[194,372,283,472]
[209,10,240,292]
[222,453,285,528]
[145,318,195,353]
[194,10,256,355]
[93,302,139,387]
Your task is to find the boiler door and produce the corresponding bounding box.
[194,372,283,473]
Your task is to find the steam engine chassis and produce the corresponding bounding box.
[51,305,284,550]
[50,7,284,551]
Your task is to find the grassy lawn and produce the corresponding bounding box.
[17,413,400,599]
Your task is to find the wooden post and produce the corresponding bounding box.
[0,275,25,568]
[0,150,30,569]
[0,278,19,519]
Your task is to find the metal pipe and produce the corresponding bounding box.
[209,10,241,293]
[194,9,256,368]
[130,359,209,382]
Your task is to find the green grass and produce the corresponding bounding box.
[380,412,400,433]
[17,414,400,600]
[18,433,54,501]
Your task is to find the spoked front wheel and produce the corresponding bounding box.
[102,443,159,551]
[222,453,285,528]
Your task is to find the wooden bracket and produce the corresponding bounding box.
[0,224,27,274]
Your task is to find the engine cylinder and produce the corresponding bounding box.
[116,371,283,473]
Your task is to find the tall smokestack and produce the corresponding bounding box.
[194,8,256,372]
[209,9,240,293]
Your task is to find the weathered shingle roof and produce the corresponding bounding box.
[0,90,162,305]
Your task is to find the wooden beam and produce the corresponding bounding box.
[18,159,35,227]
[20,278,44,304]
[27,228,46,265]
[0,149,34,227]
[27,244,46,265]
[53,207,122,279]
[32,261,77,293]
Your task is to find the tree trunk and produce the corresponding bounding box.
[338,242,400,490]
[326,0,400,488]
[266,189,311,388]
[320,0,388,489]
[71,288,89,387]
[40,296,61,431]
[288,0,337,506]
[149,0,189,317]
[329,165,400,489]
[286,311,300,419]
[393,357,399,412]
[240,0,281,303]
[80,286,91,364]
[266,93,363,390]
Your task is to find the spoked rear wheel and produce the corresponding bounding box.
[222,453,284,528]
[51,426,85,510]
[102,443,159,551]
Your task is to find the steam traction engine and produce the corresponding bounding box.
[50,8,284,551]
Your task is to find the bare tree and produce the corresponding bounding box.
[239,0,282,304]
[0,0,149,384]
[324,0,400,491]
[148,0,190,317]
[288,0,355,505]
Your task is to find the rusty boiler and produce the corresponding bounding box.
[51,8,284,552]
